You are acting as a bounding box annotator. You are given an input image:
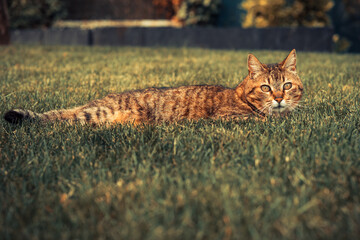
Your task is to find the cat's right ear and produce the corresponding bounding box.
[281,49,297,73]
[248,54,265,79]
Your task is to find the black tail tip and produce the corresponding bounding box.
[4,110,25,124]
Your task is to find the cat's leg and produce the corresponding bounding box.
[112,110,145,125]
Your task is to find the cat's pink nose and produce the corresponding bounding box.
[274,97,283,103]
[273,92,283,103]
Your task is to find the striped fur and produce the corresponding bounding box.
[4,50,303,125]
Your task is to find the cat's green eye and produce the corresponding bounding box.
[283,82,292,90]
[261,85,271,92]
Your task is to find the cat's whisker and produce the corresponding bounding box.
[258,103,272,116]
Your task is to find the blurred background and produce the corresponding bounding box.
[1,0,359,52]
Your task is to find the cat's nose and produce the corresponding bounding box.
[274,97,283,103]
[273,92,283,103]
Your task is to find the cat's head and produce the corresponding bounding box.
[243,49,303,116]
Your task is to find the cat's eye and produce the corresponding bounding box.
[283,82,292,90]
[261,85,271,92]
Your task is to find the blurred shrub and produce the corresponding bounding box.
[7,0,67,29]
[152,0,184,19]
[176,0,222,26]
[241,0,334,28]
[331,0,360,52]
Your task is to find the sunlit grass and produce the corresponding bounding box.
[0,46,359,240]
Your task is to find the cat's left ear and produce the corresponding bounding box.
[281,49,297,73]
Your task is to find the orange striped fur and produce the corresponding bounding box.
[4,49,303,125]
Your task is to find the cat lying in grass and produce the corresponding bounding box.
[4,49,303,125]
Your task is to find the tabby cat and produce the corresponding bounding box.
[4,49,303,125]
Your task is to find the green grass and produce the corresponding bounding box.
[0,46,359,240]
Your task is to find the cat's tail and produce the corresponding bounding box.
[4,109,42,124]
[4,107,85,124]
[4,104,120,125]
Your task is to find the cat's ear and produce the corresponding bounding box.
[248,54,265,78]
[281,49,297,73]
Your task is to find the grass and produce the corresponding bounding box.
[0,46,359,240]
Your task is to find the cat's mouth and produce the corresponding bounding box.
[272,105,287,113]
[270,100,288,114]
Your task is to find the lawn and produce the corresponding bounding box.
[0,46,359,240]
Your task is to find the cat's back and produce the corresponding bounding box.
[114,84,229,101]
[106,84,231,122]
[140,84,228,95]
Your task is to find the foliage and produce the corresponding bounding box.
[331,0,360,52]
[152,0,184,19]
[241,0,334,28]
[176,0,222,25]
[7,0,67,29]
[1,46,360,239]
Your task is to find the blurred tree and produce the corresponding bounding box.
[64,0,171,20]
[7,0,66,29]
[152,0,184,19]
[217,0,244,26]
[331,0,360,52]
[241,0,334,27]
[0,0,9,44]
[176,0,222,26]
